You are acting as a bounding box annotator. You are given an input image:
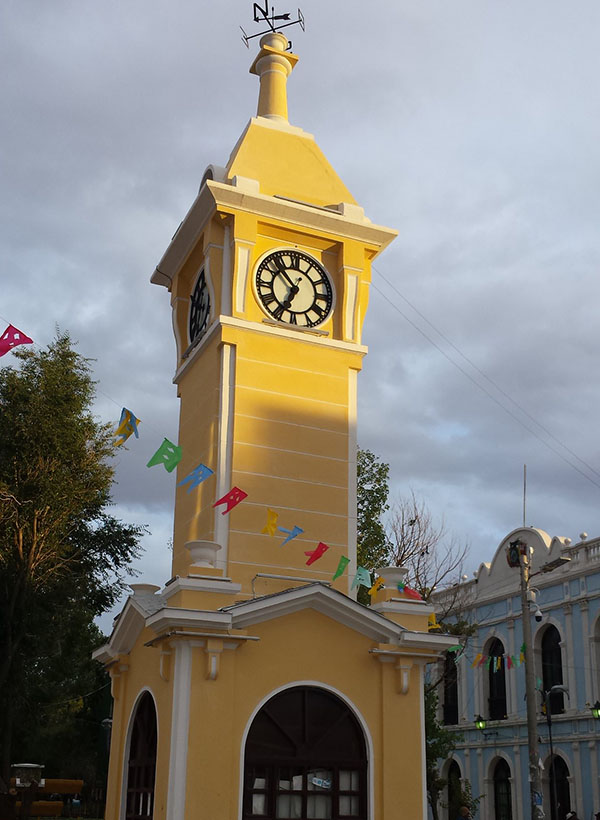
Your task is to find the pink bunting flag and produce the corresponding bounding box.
[0,324,33,357]
[305,541,329,565]
[213,486,248,515]
[507,655,512,670]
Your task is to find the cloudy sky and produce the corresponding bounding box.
[3,0,600,627]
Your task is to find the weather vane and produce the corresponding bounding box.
[240,1,305,49]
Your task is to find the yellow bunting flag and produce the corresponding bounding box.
[471,653,482,668]
[115,407,141,446]
[368,576,385,598]
[261,508,279,536]
[428,613,440,632]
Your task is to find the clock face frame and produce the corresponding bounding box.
[254,249,334,328]
[189,269,211,343]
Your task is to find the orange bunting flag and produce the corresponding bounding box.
[213,486,248,515]
[368,576,386,598]
[261,508,279,536]
[305,541,329,565]
[0,324,33,357]
[471,654,482,668]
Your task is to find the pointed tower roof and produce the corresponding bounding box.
[226,31,357,207]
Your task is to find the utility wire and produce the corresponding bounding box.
[374,266,600,483]
[370,275,600,491]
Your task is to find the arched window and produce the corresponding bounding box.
[125,692,157,820]
[542,626,564,714]
[443,652,459,725]
[243,686,367,819]
[493,759,512,820]
[548,756,571,820]
[447,760,462,820]
[488,638,507,720]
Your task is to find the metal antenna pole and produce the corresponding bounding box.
[523,463,527,528]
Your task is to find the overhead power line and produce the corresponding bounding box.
[371,267,600,491]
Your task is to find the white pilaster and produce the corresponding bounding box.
[166,641,192,820]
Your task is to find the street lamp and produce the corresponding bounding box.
[544,685,569,820]
[474,715,487,731]
[508,538,570,820]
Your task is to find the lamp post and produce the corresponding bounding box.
[508,538,570,820]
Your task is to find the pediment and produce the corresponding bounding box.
[223,583,405,642]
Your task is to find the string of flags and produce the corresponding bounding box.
[110,402,427,596]
[0,327,425,599]
[468,643,527,671]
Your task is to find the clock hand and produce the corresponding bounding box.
[273,258,297,289]
[282,279,301,309]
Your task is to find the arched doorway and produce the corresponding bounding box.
[125,692,157,820]
[493,759,512,820]
[447,760,462,820]
[243,686,367,819]
[548,756,571,820]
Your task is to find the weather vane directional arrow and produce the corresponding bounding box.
[241,1,305,49]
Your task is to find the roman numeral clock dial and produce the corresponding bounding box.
[255,250,334,328]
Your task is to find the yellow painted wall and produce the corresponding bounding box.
[104,627,173,820]
[180,608,426,819]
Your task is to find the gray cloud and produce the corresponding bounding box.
[3,1,600,628]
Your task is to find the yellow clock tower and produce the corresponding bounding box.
[95,27,454,820]
[152,30,396,596]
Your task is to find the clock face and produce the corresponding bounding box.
[189,270,211,343]
[255,250,334,328]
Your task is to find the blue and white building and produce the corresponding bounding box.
[433,526,600,820]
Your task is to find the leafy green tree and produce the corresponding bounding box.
[356,448,391,568]
[425,687,460,820]
[0,333,144,783]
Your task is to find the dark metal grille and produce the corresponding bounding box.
[443,651,459,725]
[542,626,564,714]
[189,269,211,343]
[488,638,507,721]
[493,759,513,820]
[243,686,367,819]
[125,692,157,820]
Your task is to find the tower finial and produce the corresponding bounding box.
[249,32,298,121]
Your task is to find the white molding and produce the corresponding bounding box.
[166,643,192,820]
[227,584,402,642]
[221,224,232,316]
[419,664,427,820]
[347,368,358,597]
[173,312,367,385]
[234,244,252,314]
[162,576,242,600]
[214,343,236,568]
[371,599,435,617]
[344,272,359,342]
[146,607,232,634]
[219,313,367,354]
[237,680,375,820]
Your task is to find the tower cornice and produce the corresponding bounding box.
[152,179,397,289]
